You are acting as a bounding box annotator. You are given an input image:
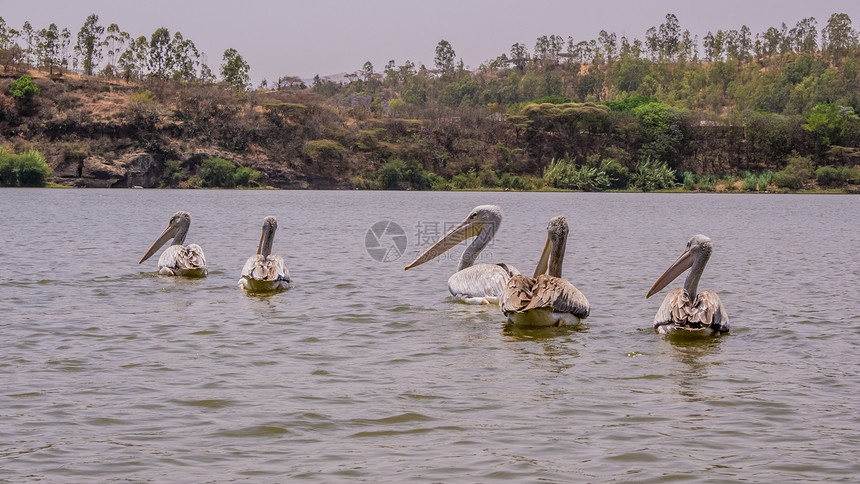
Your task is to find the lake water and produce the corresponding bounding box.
[1,189,858,483]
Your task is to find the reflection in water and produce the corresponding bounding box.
[657,333,724,401]
[502,323,584,375]
[1,189,857,482]
[502,322,587,342]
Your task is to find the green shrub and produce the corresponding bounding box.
[233,166,261,187]
[601,95,659,112]
[682,171,697,190]
[403,160,436,190]
[782,156,814,180]
[530,95,576,105]
[631,159,676,191]
[499,172,532,190]
[0,148,52,186]
[431,176,453,190]
[543,155,611,191]
[478,165,499,188]
[302,139,347,160]
[698,174,717,192]
[773,171,803,190]
[377,158,406,189]
[375,158,435,190]
[452,168,479,189]
[603,160,629,189]
[9,75,40,100]
[199,157,236,188]
[771,156,814,190]
[129,89,156,104]
[756,170,774,190]
[815,165,860,187]
[162,160,184,187]
[741,171,773,191]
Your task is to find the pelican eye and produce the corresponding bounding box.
[469,213,477,219]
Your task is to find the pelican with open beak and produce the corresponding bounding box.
[138,211,207,277]
[404,205,519,304]
[500,216,590,327]
[238,216,290,291]
[646,234,729,335]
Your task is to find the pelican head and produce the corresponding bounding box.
[258,216,278,257]
[404,205,503,271]
[533,215,569,278]
[139,211,192,264]
[646,234,712,298]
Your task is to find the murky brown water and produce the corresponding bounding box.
[1,189,858,482]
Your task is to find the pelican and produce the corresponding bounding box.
[500,216,590,327]
[404,205,520,304]
[238,216,290,291]
[646,234,729,335]
[138,211,207,277]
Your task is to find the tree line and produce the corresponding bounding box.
[0,11,858,191]
[0,14,250,89]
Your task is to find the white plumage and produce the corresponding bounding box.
[647,234,729,335]
[405,205,519,305]
[238,216,290,292]
[139,211,207,277]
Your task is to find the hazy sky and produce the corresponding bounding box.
[3,1,859,84]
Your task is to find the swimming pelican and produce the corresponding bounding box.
[238,216,290,291]
[404,205,520,304]
[646,234,729,335]
[138,211,207,277]
[500,215,590,327]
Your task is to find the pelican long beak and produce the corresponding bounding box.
[139,223,178,264]
[404,218,483,270]
[256,228,265,255]
[646,249,694,298]
[532,232,552,279]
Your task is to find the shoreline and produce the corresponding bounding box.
[32,184,858,195]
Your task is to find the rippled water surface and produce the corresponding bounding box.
[2,189,858,482]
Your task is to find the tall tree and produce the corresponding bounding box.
[737,25,752,61]
[20,21,34,64]
[793,17,818,53]
[822,13,858,60]
[779,23,793,54]
[658,13,681,61]
[645,26,659,61]
[434,39,455,74]
[510,43,529,70]
[384,59,397,83]
[762,26,783,57]
[0,17,16,50]
[59,28,72,73]
[680,30,697,62]
[398,60,415,82]
[36,23,60,75]
[361,61,374,81]
[102,24,129,77]
[117,35,147,81]
[220,47,250,90]
[148,27,171,79]
[169,31,199,81]
[598,30,617,63]
[76,14,104,75]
